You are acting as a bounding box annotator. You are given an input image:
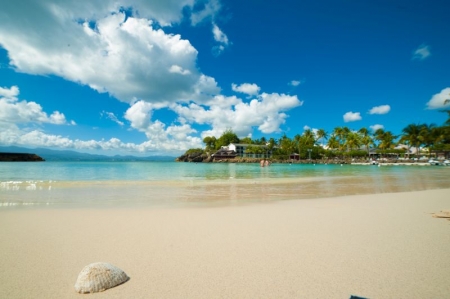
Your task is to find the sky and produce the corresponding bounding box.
[0,0,449,156]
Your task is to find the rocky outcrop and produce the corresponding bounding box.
[0,152,45,162]
[176,152,212,163]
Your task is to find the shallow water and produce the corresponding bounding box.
[1,162,449,208]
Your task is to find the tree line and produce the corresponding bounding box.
[185,109,450,160]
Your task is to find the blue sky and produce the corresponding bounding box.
[0,0,449,156]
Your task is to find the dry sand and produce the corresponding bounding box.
[0,189,449,299]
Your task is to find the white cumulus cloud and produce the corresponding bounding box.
[343,111,362,122]
[0,85,69,125]
[368,105,391,115]
[172,92,303,137]
[426,87,450,109]
[0,1,221,105]
[231,83,260,96]
[124,100,203,149]
[169,65,191,75]
[0,85,20,98]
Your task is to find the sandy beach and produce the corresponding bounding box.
[0,188,449,299]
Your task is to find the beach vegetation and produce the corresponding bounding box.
[244,145,268,156]
[203,136,217,153]
[183,148,205,155]
[316,128,328,147]
[400,123,424,157]
[375,148,406,155]
[194,113,450,162]
[215,129,240,149]
[341,150,368,158]
[239,137,253,144]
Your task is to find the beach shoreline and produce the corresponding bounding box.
[1,188,449,298]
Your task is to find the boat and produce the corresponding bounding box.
[428,159,441,166]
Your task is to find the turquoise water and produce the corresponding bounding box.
[1,161,449,207]
[0,161,353,181]
[0,161,431,181]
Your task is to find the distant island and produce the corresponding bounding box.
[0,146,176,162]
[0,152,45,162]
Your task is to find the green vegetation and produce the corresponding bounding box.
[202,129,239,151]
[183,148,205,155]
[192,108,450,160]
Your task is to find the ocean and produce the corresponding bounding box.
[1,161,449,208]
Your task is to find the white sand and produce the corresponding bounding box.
[0,189,449,298]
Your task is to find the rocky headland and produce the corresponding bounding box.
[175,152,212,163]
[0,152,45,162]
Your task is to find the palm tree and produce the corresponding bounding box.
[327,135,340,151]
[358,127,369,137]
[400,124,423,158]
[333,126,350,151]
[361,134,374,156]
[419,124,436,157]
[373,128,386,148]
[316,129,328,147]
[280,136,295,159]
[378,131,397,151]
[267,137,277,151]
[303,129,316,147]
[429,126,447,150]
[419,124,441,157]
[345,131,362,151]
[445,110,450,126]
[441,96,450,126]
[293,134,302,156]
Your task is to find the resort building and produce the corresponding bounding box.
[289,153,300,160]
[212,143,273,159]
[229,143,273,158]
[210,147,238,160]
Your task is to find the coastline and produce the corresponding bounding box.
[1,188,449,298]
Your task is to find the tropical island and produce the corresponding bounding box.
[177,110,450,163]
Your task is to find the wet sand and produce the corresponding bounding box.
[1,188,449,298]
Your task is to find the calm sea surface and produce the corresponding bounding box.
[1,161,449,208]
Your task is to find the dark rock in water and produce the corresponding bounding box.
[175,152,211,163]
[0,152,45,162]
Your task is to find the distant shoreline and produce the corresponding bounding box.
[177,155,442,166]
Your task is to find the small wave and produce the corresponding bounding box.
[0,202,51,208]
[0,180,53,191]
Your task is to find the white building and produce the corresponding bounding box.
[227,143,272,158]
